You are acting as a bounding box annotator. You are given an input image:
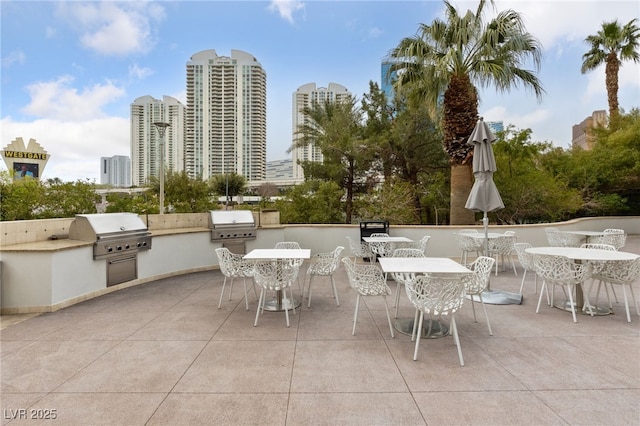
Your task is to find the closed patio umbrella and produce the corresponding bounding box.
[465,118,521,305]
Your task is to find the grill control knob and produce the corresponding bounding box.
[116,245,122,251]
[107,247,113,253]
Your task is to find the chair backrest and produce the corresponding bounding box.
[390,248,425,283]
[514,243,534,270]
[369,233,390,238]
[581,243,615,251]
[490,235,517,254]
[274,241,301,250]
[464,256,495,294]
[309,246,344,275]
[503,231,516,236]
[457,233,484,252]
[595,257,640,285]
[416,235,431,254]
[345,236,373,258]
[406,274,467,316]
[215,247,251,278]
[533,253,591,285]
[341,257,390,295]
[459,229,479,234]
[595,229,626,250]
[252,259,298,291]
[392,248,425,258]
[545,230,582,247]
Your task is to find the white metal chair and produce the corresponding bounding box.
[341,257,395,338]
[456,232,484,266]
[545,229,582,247]
[345,236,374,264]
[581,243,618,304]
[215,247,256,310]
[463,256,495,336]
[410,235,431,255]
[405,273,467,365]
[590,257,640,322]
[306,246,344,308]
[591,229,626,250]
[534,253,593,322]
[274,241,305,296]
[368,232,394,258]
[488,234,518,276]
[390,248,425,318]
[514,243,540,295]
[253,259,299,327]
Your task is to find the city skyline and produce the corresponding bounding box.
[1,1,639,182]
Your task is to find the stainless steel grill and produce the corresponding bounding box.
[69,213,152,259]
[209,210,256,254]
[69,213,152,286]
[209,210,256,241]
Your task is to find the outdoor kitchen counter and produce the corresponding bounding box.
[0,239,91,252]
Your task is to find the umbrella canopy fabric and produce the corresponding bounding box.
[465,118,504,213]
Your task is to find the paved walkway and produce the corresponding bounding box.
[1,236,639,425]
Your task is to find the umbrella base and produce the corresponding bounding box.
[470,289,523,305]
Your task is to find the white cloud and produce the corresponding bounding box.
[57,2,165,56]
[1,116,130,182]
[1,50,26,68]
[22,75,126,121]
[128,64,154,81]
[268,0,305,24]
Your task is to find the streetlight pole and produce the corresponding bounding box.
[152,122,170,214]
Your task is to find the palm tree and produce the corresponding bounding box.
[581,18,640,126]
[388,0,543,225]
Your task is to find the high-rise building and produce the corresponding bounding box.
[185,49,267,182]
[486,121,504,134]
[100,155,131,187]
[291,83,351,180]
[381,61,396,104]
[130,95,185,186]
[572,110,607,150]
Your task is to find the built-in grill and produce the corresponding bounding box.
[69,213,152,286]
[209,210,256,254]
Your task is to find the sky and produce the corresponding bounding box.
[1,0,639,182]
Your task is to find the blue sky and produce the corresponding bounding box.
[2,0,639,182]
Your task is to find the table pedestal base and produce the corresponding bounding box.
[263,296,301,312]
[476,289,523,305]
[394,318,448,339]
[554,300,611,316]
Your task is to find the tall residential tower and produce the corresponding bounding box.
[185,49,267,182]
[130,95,186,186]
[291,82,351,180]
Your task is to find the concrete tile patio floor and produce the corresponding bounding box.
[1,236,639,425]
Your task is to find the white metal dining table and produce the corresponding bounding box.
[525,246,639,315]
[378,257,471,338]
[243,248,311,311]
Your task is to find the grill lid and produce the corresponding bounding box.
[209,210,255,228]
[70,213,149,241]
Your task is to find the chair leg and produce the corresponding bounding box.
[478,293,493,336]
[218,276,229,309]
[330,276,340,306]
[254,288,265,326]
[450,315,464,367]
[566,284,577,323]
[536,281,547,314]
[629,285,640,317]
[382,296,395,338]
[306,275,314,308]
[394,282,402,318]
[284,287,291,327]
[228,277,235,301]
[352,294,361,335]
[470,295,478,322]
[413,311,424,361]
[519,270,528,294]
[411,309,419,342]
[242,278,250,311]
